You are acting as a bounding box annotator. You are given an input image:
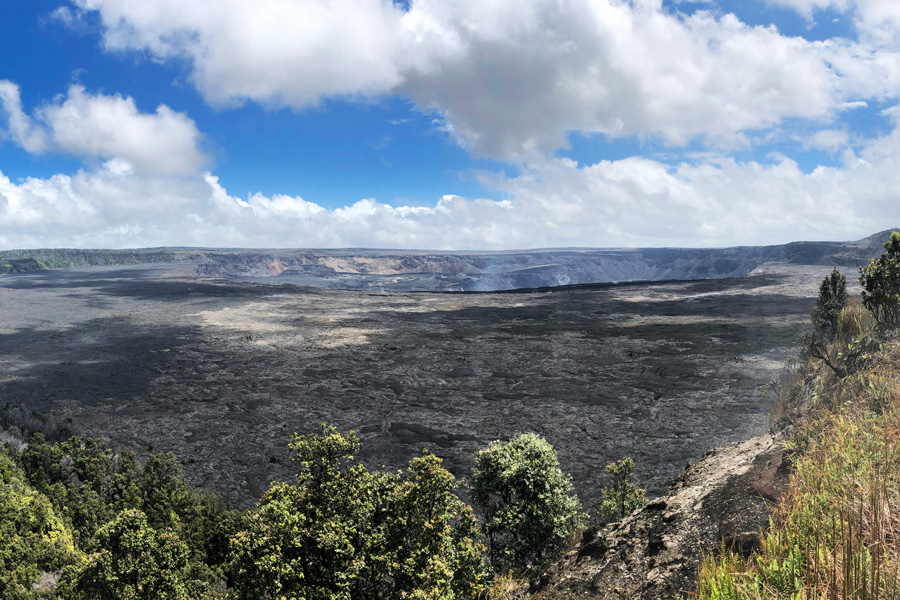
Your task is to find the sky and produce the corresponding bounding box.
[1,0,900,250]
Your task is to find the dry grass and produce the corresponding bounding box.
[696,304,900,599]
[483,572,529,600]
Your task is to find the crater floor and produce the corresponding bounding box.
[0,262,830,509]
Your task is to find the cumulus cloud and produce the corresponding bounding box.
[0,81,48,153]
[0,81,207,175]
[804,128,851,150]
[769,0,900,47]
[8,0,896,250]
[3,118,900,250]
[71,0,406,106]
[65,0,871,160]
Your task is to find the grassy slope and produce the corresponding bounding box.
[697,300,900,599]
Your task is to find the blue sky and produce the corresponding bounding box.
[1,0,900,250]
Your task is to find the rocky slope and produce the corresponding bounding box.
[524,431,792,599]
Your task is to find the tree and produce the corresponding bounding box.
[470,433,583,572]
[811,268,849,339]
[804,268,849,376]
[229,425,375,599]
[229,425,485,599]
[599,457,646,523]
[383,453,485,599]
[140,453,192,531]
[859,231,900,331]
[61,509,193,600]
[0,450,78,599]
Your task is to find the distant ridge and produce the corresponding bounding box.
[2,229,896,292]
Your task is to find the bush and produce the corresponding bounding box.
[811,268,849,340]
[60,509,194,600]
[0,451,79,599]
[599,457,646,523]
[803,268,850,377]
[859,231,900,331]
[471,433,583,572]
[229,425,485,599]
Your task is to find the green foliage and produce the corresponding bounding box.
[21,434,144,550]
[599,456,646,523]
[859,231,900,331]
[0,450,79,599]
[229,425,485,599]
[803,269,851,377]
[811,268,849,340]
[385,453,486,599]
[60,509,195,600]
[9,433,238,596]
[140,452,193,530]
[470,433,583,572]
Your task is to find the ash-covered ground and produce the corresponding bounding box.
[0,262,831,510]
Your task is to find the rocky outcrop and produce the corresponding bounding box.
[525,432,792,599]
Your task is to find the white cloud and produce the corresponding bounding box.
[6,0,899,251]
[804,128,851,150]
[768,0,900,43]
[0,81,48,153]
[3,119,900,250]
[72,0,406,107]
[66,0,868,160]
[0,81,207,175]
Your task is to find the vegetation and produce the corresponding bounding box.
[696,232,900,599]
[0,452,77,599]
[230,425,485,599]
[61,510,196,600]
[803,268,850,376]
[0,433,238,599]
[0,248,202,274]
[6,424,602,598]
[859,230,900,331]
[471,433,583,572]
[599,456,646,523]
[812,268,850,338]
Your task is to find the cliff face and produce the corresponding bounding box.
[2,230,891,292]
[194,233,889,292]
[524,432,792,599]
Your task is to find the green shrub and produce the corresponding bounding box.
[599,457,646,523]
[229,425,485,599]
[811,268,849,340]
[60,509,194,600]
[471,433,583,572]
[859,231,900,331]
[0,451,79,600]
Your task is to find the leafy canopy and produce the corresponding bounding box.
[803,268,850,377]
[811,268,848,340]
[859,231,900,331]
[61,509,194,600]
[229,424,485,600]
[0,452,78,600]
[470,433,583,572]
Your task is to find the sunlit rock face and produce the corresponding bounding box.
[196,231,886,292]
